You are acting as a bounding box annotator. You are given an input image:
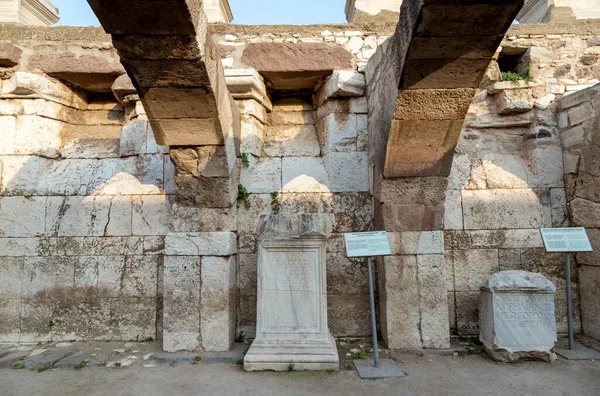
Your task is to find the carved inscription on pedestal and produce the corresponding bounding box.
[260,247,324,335]
[492,292,556,348]
[495,294,555,330]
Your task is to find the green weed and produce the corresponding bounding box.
[501,70,535,83]
[241,153,250,168]
[238,184,251,209]
[270,191,281,214]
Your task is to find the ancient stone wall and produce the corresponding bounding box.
[3,19,600,350]
[0,63,173,343]
[445,31,600,336]
[557,83,600,340]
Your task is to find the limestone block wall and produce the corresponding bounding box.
[444,31,600,336]
[0,71,174,343]
[557,83,600,340]
[235,90,372,339]
[213,28,391,75]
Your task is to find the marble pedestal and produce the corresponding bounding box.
[244,214,339,371]
[480,271,557,363]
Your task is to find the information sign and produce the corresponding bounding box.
[344,231,392,258]
[540,228,593,253]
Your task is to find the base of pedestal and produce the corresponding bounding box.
[482,343,557,363]
[243,334,339,371]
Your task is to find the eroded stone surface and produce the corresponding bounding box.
[480,271,557,363]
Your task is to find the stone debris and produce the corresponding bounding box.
[150,352,199,364]
[22,347,78,370]
[29,349,47,357]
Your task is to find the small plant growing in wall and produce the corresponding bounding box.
[241,153,250,168]
[287,362,295,372]
[235,331,246,343]
[238,184,251,209]
[501,69,535,83]
[270,191,281,214]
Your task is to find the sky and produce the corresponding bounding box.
[53,0,348,26]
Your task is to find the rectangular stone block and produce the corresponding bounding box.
[0,116,16,155]
[377,175,448,205]
[269,111,314,126]
[151,118,223,146]
[452,249,499,292]
[237,100,268,124]
[0,257,23,299]
[380,255,422,349]
[327,294,371,337]
[379,203,444,231]
[455,291,480,335]
[579,265,600,340]
[444,189,463,230]
[418,255,450,348]
[62,125,121,159]
[165,232,237,256]
[0,197,46,237]
[240,114,264,157]
[74,256,125,297]
[0,298,20,343]
[387,231,444,255]
[480,272,557,362]
[281,157,330,193]
[132,195,170,236]
[315,113,358,155]
[394,88,474,120]
[201,256,236,352]
[13,115,66,159]
[315,97,368,120]
[264,125,320,157]
[163,256,200,352]
[322,152,369,192]
[170,204,237,233]
[120,119,149,156]
[142,87,218,119]
[401,58,489,89]
[462,190,544,230]
[38,236,144,257]
[568,102,595,126]
[22,256,76,298]
[240,157,282,194]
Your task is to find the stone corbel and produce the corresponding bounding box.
[224,68,272,111]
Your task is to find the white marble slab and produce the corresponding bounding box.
[244,235,339,371]
[480,271,557,362]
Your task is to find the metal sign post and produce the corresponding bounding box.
[540,228,593,352]
[367,257,379,367]
[344,232,405,379]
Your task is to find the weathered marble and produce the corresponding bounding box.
[480,271,557,363]
[244,214,338,371]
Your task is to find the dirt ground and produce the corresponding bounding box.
[1,346,599,396]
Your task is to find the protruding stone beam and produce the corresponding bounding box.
[87,0,239,153]
[87,0,240,354]
[370,0,524,179]
[367,0,524,350]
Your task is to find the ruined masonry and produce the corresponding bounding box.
[1,0,600,359]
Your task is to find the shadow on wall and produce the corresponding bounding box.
[0,81,175,343]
